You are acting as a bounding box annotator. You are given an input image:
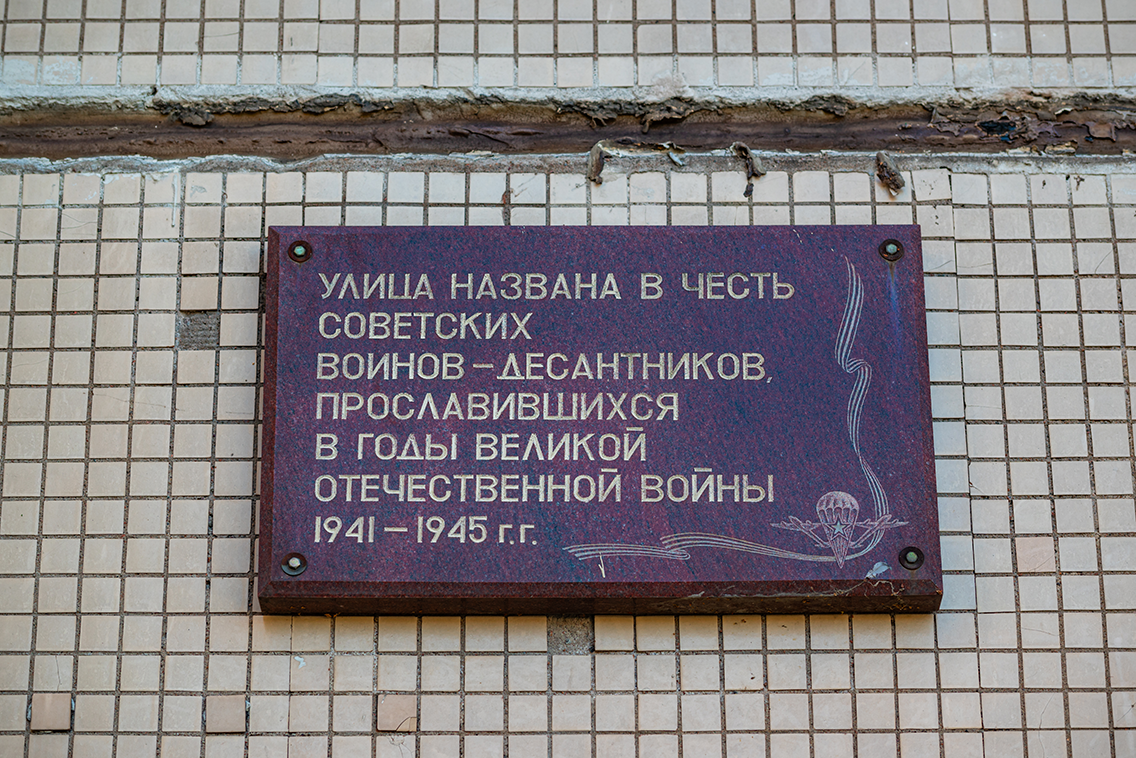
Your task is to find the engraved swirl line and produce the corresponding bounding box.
[836,258,889,557]
[838,259,884,509]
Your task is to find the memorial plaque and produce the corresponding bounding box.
[259,226,941,614]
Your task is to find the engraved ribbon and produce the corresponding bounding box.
[830,257,891,553]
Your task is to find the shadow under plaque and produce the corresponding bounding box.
[258,226,942,614]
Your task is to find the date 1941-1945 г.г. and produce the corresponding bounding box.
[258,226,942,615]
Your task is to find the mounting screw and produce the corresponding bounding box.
[288,240,312,263]
[281,552,307,576]
[898,547,924,570]
[878,239,904,262]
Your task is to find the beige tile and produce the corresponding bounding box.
[332,656,374,692]
[376,656,416,690]
[595,654,634,690]
[73,693,115,731]
[289,654,329,691]
[119,694,159,731]
[679,655,719,691]
[464,656,503,691]
[594,616,634,651]
[377,618,418,651]
[251,656,289,691]
[205,655,246,692]
[75,656,115,691]
[376,693,416,731]
[79,616,120,652]
[680,692,720,731]
[637,693,676,731]
[508,694,548,732]
[288,695,328,731]
[589,693,630,734]
[811,653,851,690]
[895,615,935,648]
[120,656,160,691]
[722,615,762,650]
[420,656,460,691]
[550,693,590,731]
[248,694,288,732]
[418,693,459,732]
[251,616,291,652]
[36,578,77,615]
[32,656,72,692]
[166,617,206,652]
[677,616,718,650]
[852,614,892,648]
[765,615,806,649]
[1016,536,1056,572]
[767,654,806,689]
[464,734,504,758]
[332,694,373,732]
[288,736,328,756]
[180,277,218,311]
[810,615,851,648]
[635,616,675,651]
[507,656,548,692]
[636,655,676,690]
[165,656,205,691]
[421,617,461,651]
[334,618,374,652]
[220,276,259,309]
[30,692,72,731]
[723,654,763,691]
[507,617,546,652]
[551,655,590,692]
[464,694,503,731]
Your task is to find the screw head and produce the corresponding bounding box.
[281,552,307,576]
[878,238,905,262]
[898,546,924,570]
[287,240,312,263]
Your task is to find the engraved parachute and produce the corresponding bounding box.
[815,491,859,567]
[771,488,907,567]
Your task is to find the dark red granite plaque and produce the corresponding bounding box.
[259,226,941,614]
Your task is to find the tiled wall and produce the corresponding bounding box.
[0,155,1133,756]
[1,0,1133,91]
